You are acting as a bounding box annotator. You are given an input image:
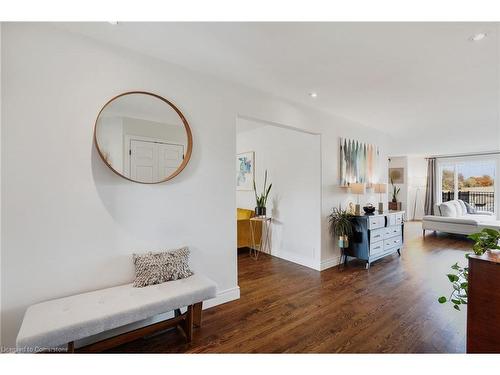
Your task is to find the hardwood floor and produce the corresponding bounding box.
[109,221,470,353]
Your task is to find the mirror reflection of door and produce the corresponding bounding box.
[94,92,192,184]
[129,138,184,183]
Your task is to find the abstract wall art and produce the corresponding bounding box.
[236,151,255,190]
[339,138,380,186]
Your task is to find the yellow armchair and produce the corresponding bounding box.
[237,208,262,249]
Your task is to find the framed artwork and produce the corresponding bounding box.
[389,168,404,184]
[236,151,255,190]
[339,138,380,186]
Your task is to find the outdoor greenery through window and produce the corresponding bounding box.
[440,159,496,213]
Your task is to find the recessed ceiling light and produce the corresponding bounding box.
[309,92,318,98]
[108,21,118,25]
[470,32,487,42]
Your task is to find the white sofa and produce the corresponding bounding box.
[422,199,500,236]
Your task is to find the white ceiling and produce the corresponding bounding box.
[57,22,500,155]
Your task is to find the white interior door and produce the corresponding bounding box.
[158,143,184,179]
[130,139,158,183]
[130,139,184,182]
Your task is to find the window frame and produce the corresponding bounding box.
[436,155,498,216]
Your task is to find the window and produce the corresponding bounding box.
[438,158,496,213]
[440,164,456,201]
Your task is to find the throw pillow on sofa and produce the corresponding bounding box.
[457,200,468,216]
[132,247,193,288]
[439,201,457,217]
[464,201,477,214]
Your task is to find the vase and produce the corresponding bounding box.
[255,206,266,217]
[338,235,349,249]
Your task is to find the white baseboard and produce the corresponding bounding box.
[272,249,321,270]
[203,286,240,309]
[319,255,342,271]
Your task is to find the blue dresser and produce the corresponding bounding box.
[345,211,404,269]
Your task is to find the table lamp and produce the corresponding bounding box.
[350,183,366,216]
[375,183,387,213]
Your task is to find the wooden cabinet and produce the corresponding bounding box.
[345,211,404,269]
[467,251,500,353]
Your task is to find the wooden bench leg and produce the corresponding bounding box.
[183,305,194,342]
[193,302,203,328]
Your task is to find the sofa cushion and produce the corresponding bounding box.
[439,201,458,217]
[464,201,477,214]
[434,203,442,216]
[422,215,478,225]
[451,200,463,216]
[457,200,468,216]
[467,214,496,222]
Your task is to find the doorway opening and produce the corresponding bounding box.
[235,116,322,276]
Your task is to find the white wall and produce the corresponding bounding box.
[407,156,427,220]
[1,23,392,347]
[236,118,322,269]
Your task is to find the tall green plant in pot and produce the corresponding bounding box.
[438,228,500,311]
[253,170,272,217]
[328,206,354,249]
[390,178,400,203]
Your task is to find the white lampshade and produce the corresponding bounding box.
[350,183,366,195]
[375,183,387,194]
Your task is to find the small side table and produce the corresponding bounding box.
[249,216,272,260]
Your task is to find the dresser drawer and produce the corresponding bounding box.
[384,225,402,238]
[387,212,404,226]
[395,212,403,225]
[370,240,384,256]
[370,228,385,242]
[384,235,402,250]
[368,216,385,230]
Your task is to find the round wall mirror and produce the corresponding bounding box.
[94,92,192,184]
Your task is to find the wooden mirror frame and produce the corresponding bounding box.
[94,91,193,184]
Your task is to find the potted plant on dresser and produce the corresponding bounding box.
[389,178,401,211]
[328,206,354,266]
[253,170,272,217]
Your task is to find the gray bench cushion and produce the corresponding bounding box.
[16,274,217,350]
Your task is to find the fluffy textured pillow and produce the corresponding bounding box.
[439,202,457,217]
[457,200,468,216]
[133,247,193,288]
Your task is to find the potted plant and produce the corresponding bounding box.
[390,177,400,203]
[253,170,272,217]
[328,206,354,249]
[438,228,500,310]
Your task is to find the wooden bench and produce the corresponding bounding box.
[16,274,217,353]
